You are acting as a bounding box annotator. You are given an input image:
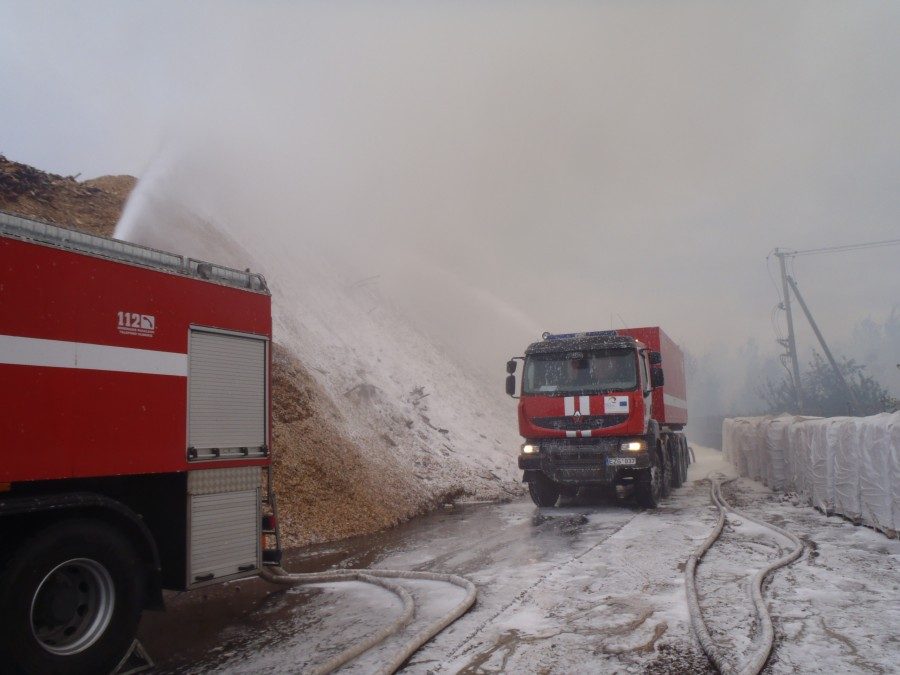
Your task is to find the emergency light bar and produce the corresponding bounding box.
[541,330,619,341]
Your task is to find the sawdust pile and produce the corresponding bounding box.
[271,343,433,546]
[0,154,135,237]
[0,153,452,547]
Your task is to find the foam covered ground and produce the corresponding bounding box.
[144,446,900,674]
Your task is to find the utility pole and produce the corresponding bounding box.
[786,275,860,414]
[770,236,900,416]
[775,248,803,413]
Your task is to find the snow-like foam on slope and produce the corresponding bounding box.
[115,181,524,513]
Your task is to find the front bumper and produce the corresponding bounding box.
[518,438,651,484]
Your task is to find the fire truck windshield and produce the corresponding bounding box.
[523,348,637,395]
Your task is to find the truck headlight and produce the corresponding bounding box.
[621,441,646,452]
[522,443,539,454]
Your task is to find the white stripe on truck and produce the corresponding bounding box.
[579,396,590,414]
[663,393,687,409]
[0,334,188,376]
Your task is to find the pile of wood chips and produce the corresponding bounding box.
[271,344,433,546]
[0,154,135,237]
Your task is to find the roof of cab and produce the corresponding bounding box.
[525,332,637,356]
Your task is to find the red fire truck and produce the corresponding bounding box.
[506,327,690,508]
[0,210,281,674]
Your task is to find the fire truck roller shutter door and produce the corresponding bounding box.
[187,468,262,586]
[188,329,266,458]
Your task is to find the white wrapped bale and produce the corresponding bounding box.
[735,419,749,475]
[764,415,794,491]
[891,414,900,533]
[721,419,731,459]
[832,418,861,521]
[747,416,772,484]
[809,419,837,514]
[740,417,759,480]
[858,413,898,537]
[788,420,815,498]
[723,418,751,474]
[723,412,898,537]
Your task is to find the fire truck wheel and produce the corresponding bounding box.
[0,518,145,675]
[528,474,561,507]
[669,440,684,489]
[660,447,672,498]
[635,457,663,508]
[670,457,682,489]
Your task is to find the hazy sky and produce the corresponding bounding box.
[2,1,898,376]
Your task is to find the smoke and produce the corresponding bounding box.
[5,2,899,406]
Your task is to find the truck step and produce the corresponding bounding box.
[262,549,283,565]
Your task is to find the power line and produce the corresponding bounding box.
[779,238,900,258]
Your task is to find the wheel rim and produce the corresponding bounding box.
[30,558,116,656]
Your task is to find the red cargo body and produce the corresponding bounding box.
[617,326,687,427]
[0,233,272,482]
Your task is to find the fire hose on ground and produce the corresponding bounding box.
[260,565,477,675]
[685,474,804,675]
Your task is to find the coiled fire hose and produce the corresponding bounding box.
[260,565,476,675]
[685,474,803,675]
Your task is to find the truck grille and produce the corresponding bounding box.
[543,442,613,482]
[532,414,628,431]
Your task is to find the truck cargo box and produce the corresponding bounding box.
[616,326,687,427]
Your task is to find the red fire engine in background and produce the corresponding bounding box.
[0,211,281,674]
[506,327,690,508]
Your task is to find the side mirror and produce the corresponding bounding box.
[649,351,662,365]
[506,360,518,374]
[505,374,517,397]
[651,366,665,388]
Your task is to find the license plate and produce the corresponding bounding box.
[607,457,637,466]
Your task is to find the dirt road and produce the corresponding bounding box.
[138,446,899,673]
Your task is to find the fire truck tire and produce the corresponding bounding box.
[669,438,684,489]
[660,445,673,498]
[635,455,664,508]
[0,518,145,675]
[528,474,561,507]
